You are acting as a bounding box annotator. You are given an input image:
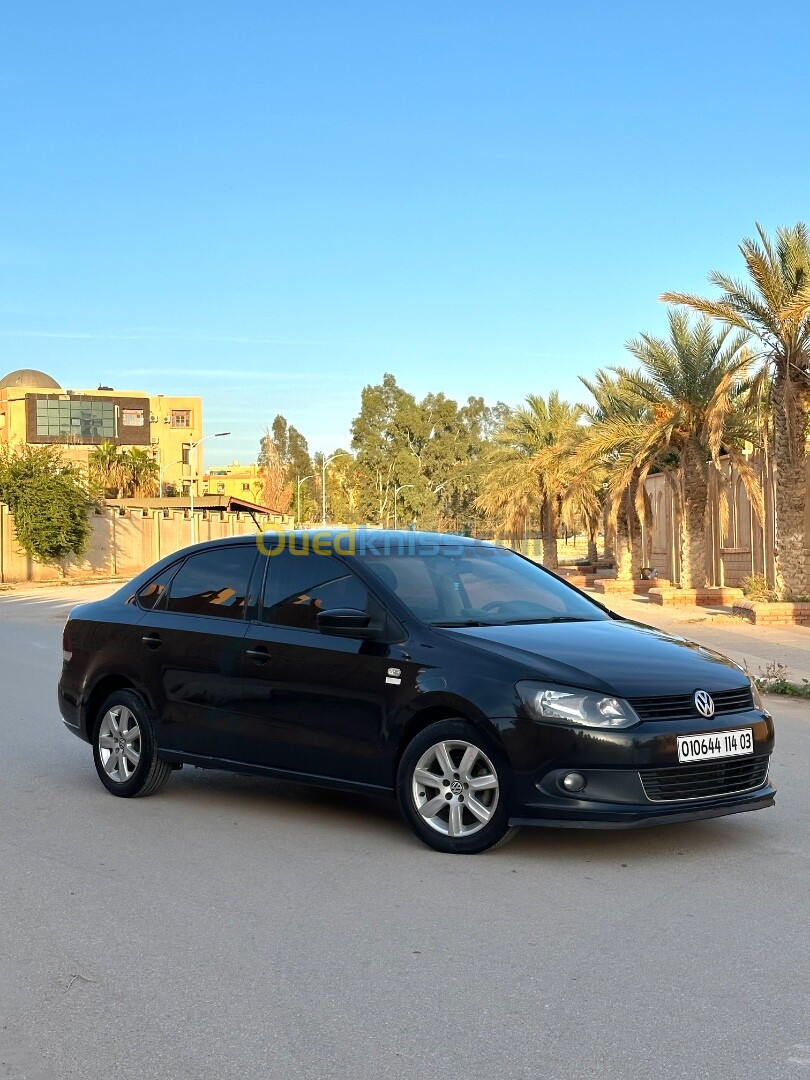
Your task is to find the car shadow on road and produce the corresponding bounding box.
[163,765,774,862]
[505,811,774,864]
[167,764,408,833]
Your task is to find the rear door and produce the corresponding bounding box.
[239,546,390,785]
[136,544,259,759]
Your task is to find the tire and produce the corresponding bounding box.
[396,719,519,854]
[92,689,172,798]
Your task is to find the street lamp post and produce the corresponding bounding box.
[393,483,414,530]
[189,432,230,543]
[159,459,184,499]
[296,473,314,527]
[321,452,350,526]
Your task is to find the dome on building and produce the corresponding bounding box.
[0,368,62,390]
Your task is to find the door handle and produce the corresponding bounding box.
[141,633,162,650]
[246,647,270,664]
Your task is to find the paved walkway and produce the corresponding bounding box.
[586,588,810,685]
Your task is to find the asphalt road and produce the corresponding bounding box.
[1,588,809,1080]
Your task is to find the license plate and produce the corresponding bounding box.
[677,728,754,763]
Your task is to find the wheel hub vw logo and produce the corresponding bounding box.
[694,690,715,718]
[450,780,463,795]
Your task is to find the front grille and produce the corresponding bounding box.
[639,755,769,802]
[628,685,754,721]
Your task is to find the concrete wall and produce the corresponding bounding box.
[0,505,279,583]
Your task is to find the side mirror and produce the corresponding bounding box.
[316,608,381,639]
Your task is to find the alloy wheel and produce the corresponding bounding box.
[97,705,141,783]
[411,739,500,837]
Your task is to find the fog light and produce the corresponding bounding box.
[561,772,586,793]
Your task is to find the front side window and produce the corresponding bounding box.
[166,546,258,619]
[261,549,368,630]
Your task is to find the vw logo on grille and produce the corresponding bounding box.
[694,690,715,718]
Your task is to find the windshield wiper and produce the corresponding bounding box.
[499,616,597,625]
[431,619,497,627]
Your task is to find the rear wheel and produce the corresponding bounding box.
[397,720,519,854]
[92,689,172,798]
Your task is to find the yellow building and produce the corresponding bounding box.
[204,463,265,502]
[0,368,204,494]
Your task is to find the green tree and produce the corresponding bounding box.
[124,449,159,497]
[662,222,810,596]
[477,392,586,569]
[88,441,126,497]
[349,374,506,529]
[0,445,93,564]
[580,369,652,579]
[259,415,314,519]
[88,443,158,498]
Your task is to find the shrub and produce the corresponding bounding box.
[741,574,779,602]
[0,445,94,564]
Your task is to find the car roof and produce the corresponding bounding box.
[180,528,487,551]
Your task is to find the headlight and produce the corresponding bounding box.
[516,681,641,729]
[749,676,764,710]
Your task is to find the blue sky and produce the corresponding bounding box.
[2,1,808,467]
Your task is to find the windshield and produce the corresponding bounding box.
[358,542,609,626]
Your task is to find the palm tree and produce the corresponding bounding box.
[124,449,159,497]
[579,370,653,581]
[88,441,126,498]
[587,312,761,589]
[477,392,587,570]
[662,223,810,596]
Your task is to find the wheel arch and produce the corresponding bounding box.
[391,700,500,785]
[84,673,154,742]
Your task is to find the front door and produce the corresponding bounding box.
[239,545,390,786]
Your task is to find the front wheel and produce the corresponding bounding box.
[396,720,519,854]
[92,689,172,798]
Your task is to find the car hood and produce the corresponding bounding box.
[441,618,749,698]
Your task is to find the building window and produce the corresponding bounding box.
[241,483,251,492]
[181,443,191,466]
[216,483,225,494]
[171,410,192,428]
[35,398,115,439]
[121,409,144,427]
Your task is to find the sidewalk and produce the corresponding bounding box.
[586,588,810,685]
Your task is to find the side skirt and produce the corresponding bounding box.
[158,750,395,798]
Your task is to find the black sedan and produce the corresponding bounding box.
[58,530,775,853]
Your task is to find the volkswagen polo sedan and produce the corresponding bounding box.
[58,530,775,853]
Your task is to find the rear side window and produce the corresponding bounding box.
[166,546,258,620]
[262,549,368,630]
[136,564,181,610]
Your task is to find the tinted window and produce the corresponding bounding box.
[166,546,257,619]
[136,564,180,610]
[262,549,368,630]
[359,543,607,625]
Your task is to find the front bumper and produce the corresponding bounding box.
[499,707,776,828]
